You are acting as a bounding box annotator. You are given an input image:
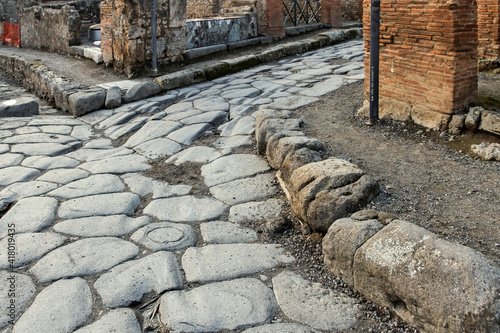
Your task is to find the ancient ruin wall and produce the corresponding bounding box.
[19,5,81,53]
[477,0,500,60]
[100,0,186,75]
[362,0,478,130]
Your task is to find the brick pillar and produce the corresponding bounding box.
[477,0,500,60]
[320,0,342,28]
[362,0,478,131]
[99,0,113,66]
[266,0,285,38]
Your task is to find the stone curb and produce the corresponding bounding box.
[254,110,500,332]
[0,28,361,117]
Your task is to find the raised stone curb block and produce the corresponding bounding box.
[154,68,206,92]
[0,97,39,117]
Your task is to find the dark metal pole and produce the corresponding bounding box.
[369,0,380,124]
[151,0,158,73]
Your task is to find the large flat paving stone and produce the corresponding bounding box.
[267,96,318,110]
[36,168,89,184]
[3,133,77,144]
[166,146,224,165]
[300,76,345,97]
[58,193,141,219]
[134,137,182,159]
[242,323,320,333]
[121,173,191,199]
[131,222,196,250]
[0,153,24,168]
[78,154,150,174]
[48,174,125,199]
[167,123,211,145]
[0,232,66,269]
[219,116,256,137]
[212,135,253,149]
[0,166,41,186]
[272,271,359,331]
[182,243,294,283]
[180,111,228,126]
[10,142,80,156]
[21,155,79,170]
[0,197,58,238]
[53,215,150,237]
[209,173,277,205]
[200,221,258,244]
[201,154,271,187]
[94,251,183,308]
[229,198,283,222]
[0,272,36,329]
[159,278,277,332]
[193,96,229,112]
[12,278,92,333]
[30,237,139,282]
[74,308,142,333]
[68,147,133,162]
[124,120,181,147]
[0,181,58,203]
[144,196,227,222]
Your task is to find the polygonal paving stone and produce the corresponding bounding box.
[78,154,150,174]
[0,181,58,203]
[97,111,137,129]
[124,120,181,147]
[0,130,13,139]
[79,109,114,125]
[167,123,211,145]
[71,126,94,141]
[74,308,142,333]
[212,135,254,149]
[12,278,92,333]
[193,96,229,112]
[180,111,228,126]
[0,153,24,169]
[48,174,125,199]
[300,76,345,97]
[0,197,58,238]
[219,116,256,137]
[0,166,41,186]
[229,198,283,222]
[40,125,73,135]
[3,133,78,144]
[242,323,320,333]
[164,109,201,121]
[144,196,227,222]
[272,271,359,331]
[164,101,193,114]
[182,243,294,283]
[209,173,277,205]
[54,215,149,237]
[0,143,9,153]
[267,95,318,110]
[83,138,113,149]
[134,138,182,159]
[131,222,196,250]
[159,278,277,332]
[105,117,148,140]
[221,87,261,100]
[94,251,183,308]
[36,168,90,184]
[67,147,133,162]
[11,142,80,156]
[333,62,363,75]
[121,173,191,199]
[58,193,140,219]
[21,155,79,170]
[30,237,139,282]
[200,221,258,244]
[0,232,67,268]
[0,272,35,329]
[251,80,284,92]
[27,117,86,126]
[166,146,224,165]
[201,154,270,187]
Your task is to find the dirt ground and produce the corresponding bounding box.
[293,80,500,266]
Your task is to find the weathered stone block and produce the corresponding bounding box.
[67,87,106,117]
[306,175,380,232]
[0,97,39,117]
[353,220,500,333]
[465,106,482,131]
[255,116,301,154]
[105,86,122,109]
[322,218,383,286]
[447,114,465,135]
[200,62,231,81]
[266,135,324,170]
[279,148,323,185]
[288,158,365,222]
[123,82,161,103]
[411,106,451,131]
[154,69,206,92]
[222,55,260,73]
[479,110,500,136]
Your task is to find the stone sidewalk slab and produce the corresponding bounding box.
[182,243,294,282]
[159,278,276,332]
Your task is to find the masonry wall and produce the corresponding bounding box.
[363,0,478,130]
[477,0,500,60]
[20,5,81,53]
[100,0,186,76]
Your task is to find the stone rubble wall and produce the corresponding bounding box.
[254,85,500,333]
[361,0,478,131]
[19,5,81,53]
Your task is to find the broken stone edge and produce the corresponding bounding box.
[254,110,500,332]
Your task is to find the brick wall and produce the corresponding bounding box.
[478,0,500,60]
[20,5,81,53]
[320,0,342,28]
[362,0,478,130]
[100,0,186,76]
